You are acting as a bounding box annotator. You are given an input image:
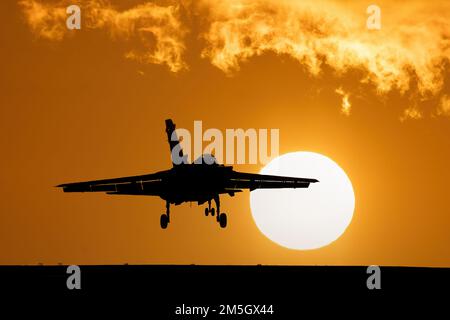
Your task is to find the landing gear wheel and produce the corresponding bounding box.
[204,208,209,216]
[160,214,169,229]
[211,208,215,216]
[219,213,227,228]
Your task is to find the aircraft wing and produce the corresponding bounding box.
[56,170,169,195]
[227,171,318,191]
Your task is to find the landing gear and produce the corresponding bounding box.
[212,195,227,229]
[205,200,215,216]
[160,201,170,229]
[160,214,169,229]
[218,213,227,228]
[161,198,228,229]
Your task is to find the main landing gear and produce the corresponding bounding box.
[160,201,170,229]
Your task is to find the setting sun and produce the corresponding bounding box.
[250,152,355,250]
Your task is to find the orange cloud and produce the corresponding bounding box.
[438,95,450,116]
[335,88,351,116]
[19,0,450,118]
[19,0,187,72]
[19,0,67,40]
[200,0,450,102]
[401,107,423,122]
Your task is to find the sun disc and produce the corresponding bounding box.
[250,152,355,250]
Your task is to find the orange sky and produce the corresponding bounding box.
[1,0,449,266]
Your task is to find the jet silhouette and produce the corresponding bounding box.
[57,119,318,229]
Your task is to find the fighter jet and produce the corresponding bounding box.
[57,119,318,229]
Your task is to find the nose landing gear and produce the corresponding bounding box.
[204,196,227,229]
[204,200,215,216]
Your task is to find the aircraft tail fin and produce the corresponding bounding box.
[165,119,186,166]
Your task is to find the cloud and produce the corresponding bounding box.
[18,0,450,118]
[19,0,67,40]
[335,88,351,116]
[200,0,450,102]
[19,0,187,72]
[437,95,450,116]
[401,107,423,122]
